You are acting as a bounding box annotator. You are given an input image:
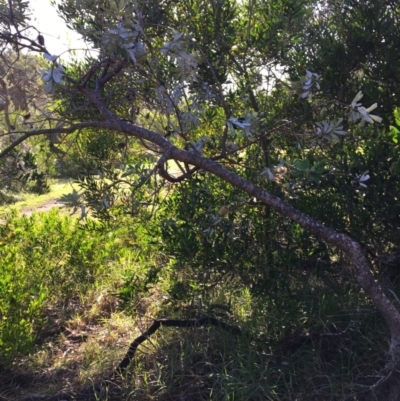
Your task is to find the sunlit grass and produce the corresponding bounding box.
[0,178,80,216]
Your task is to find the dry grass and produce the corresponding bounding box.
[2,288,140,401]
[1,282,274,401]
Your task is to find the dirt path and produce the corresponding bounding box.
[19,199,67,217]
[0,199,70,223]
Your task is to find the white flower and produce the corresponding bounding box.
[315,118,347,141]
[261,167,276,181]
[103,21,141,49]
[160,31,198,82]
[357,104,382,124]
[349,92,382,124]
[301,70,320,98]
[181,111,200,130]
[189,137,208,155]
[43,53,58,62]
[123,41,146,63]
[227,116,253,140]
[43,79,54,93]
[41,64,64,93]
[108,21,134,39]
[227,117,251,129]
[358,171,370,188]
[41,68,52,82]
[351,91,364,107]
[52,64,64,84]
[161,30,184,55]
[352,171,370,188]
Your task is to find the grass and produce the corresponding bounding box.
[0,195,394,401]
[2,270,387,401]
[0,178,79,216]
[6,290,278,401]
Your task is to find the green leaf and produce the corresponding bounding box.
[390,125,400,143]
[294,160,310,171]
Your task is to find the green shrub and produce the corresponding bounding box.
[0,209,139,361]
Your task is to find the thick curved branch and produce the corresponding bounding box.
[15,83,399,352]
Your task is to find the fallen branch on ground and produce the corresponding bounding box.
[114,316,243,375]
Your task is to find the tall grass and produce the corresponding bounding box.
[0,209,141,361]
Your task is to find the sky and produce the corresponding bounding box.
[28,0,91,61]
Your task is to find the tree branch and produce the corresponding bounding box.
[0,122,112,158]
[0,77,13,141]
[114,316,243,375]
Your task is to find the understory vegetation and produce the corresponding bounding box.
[0,198,393,400]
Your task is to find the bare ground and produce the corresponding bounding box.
[19,199,67,217]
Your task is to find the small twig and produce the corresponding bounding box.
[356,368,394,391]
[158,164,199,183]
[389,289,400,305]
[319,321,353,337]
[79,61,103,87]
[98,61,127,86]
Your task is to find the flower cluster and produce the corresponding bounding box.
[296,70,383,189]
[161,31,198,82]
[104,21,146,64]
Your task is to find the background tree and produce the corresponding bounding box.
[0,50,52,198]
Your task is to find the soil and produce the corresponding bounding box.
[0,199,73,224]
[19,199,67,217]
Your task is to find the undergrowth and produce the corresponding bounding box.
[0,209,393,401]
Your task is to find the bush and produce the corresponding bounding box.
[0,209,135,361]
